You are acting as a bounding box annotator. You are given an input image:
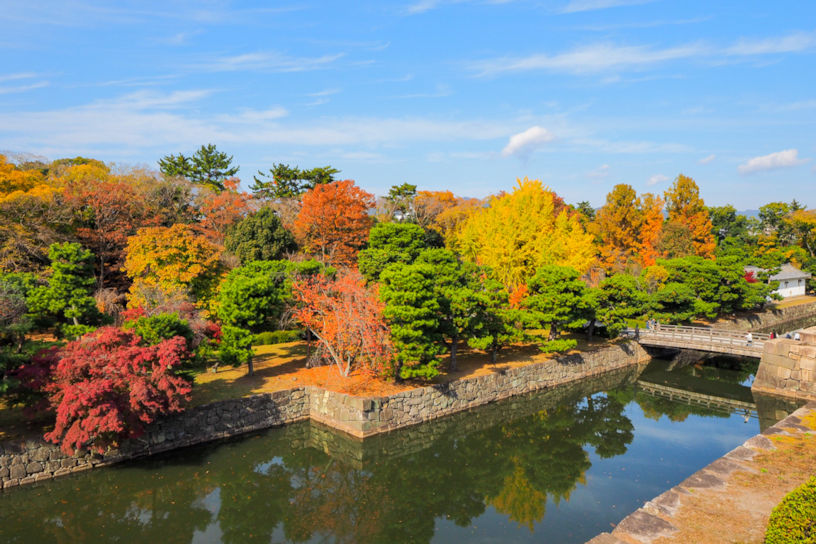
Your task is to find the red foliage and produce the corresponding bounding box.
[292,269,393,377]
[744,270,757,283]
[120,306,147,323]
[17,327,192,454]
[293,180,374,266]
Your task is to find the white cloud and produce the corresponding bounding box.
[726,32,816,56]
[738,149,809,174]
[647,174,669,185]
[588,164,610,178]
[199,51,344,73]
[561,0,652,14]
[0,72,40,83]
[405,0,440,14]
[0,81,49,95]
[501,126,556,158]
[471,30,816,76]
[698,154,716,164]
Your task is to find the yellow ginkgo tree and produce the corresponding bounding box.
[456,178,597,287]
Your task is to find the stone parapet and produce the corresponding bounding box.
[713,299,816,333]
[0,340,650,490]
[753,326,816,401]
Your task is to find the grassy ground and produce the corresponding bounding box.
[772,294,816,309]
[190,334,610,407]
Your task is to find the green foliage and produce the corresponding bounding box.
[357,222,427,282]
[539,338,577,352]
[251,163,339,199]
[526,265,591,352]
[159,144,239,192]
[591,274,649,336]
[379,262,443,380]
[252,329,302,346]
[649,282,697,323]
[218,325,254,366]
[708,205,751,244]
[386,182,417,218]
[764,475,816,544]
[27,242,104,338]
[225,207,297,264]
[125,312,194,348]
[656,256,771,319]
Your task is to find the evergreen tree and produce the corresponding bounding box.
[159,144,239,192]
[225,207,297,264]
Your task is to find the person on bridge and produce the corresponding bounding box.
[746,332,753,346]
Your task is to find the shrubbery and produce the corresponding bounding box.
[765,476,816,543]
[252,329,302,346]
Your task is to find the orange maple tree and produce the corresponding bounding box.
[291,269,393,377]
[293,179,374,266]
[195,178,255,245]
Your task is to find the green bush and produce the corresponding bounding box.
[765,476,816,543]
[124,313,194,349]
[252,329,303,346]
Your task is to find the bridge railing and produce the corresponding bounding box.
[623,324,769,352]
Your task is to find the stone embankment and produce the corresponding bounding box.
[587,402,816,544]
[714,299,816,333]
[753,326,816,401]
[0,340,650,489]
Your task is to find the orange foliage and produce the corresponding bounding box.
[195,178,255,245]
[414,190,457,228]
[292,269,392,377]
[293,180,374,266]
[639,192,664,266]
[664,174,715,258]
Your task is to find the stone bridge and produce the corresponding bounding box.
[625,324,768,358]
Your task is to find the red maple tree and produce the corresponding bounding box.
[293,180,374,266]
[18,327,193,454]
[292,269,393,377]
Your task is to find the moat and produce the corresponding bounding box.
[0,356,803,544]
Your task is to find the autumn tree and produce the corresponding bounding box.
[663,175,715,258]
[195,178,255,245]
[525,265,591,352]
[65,178,157,288]
[159,144,239,192]
[639,193,664,267]
[293,180,375,267]
[292,269,393,377]
[414,190,457,229]
[16,327,192,454]
[457,178,596,288]
[592,184,643,272]
[124,224,224,308]
[224,206,297,264]
[251,163,339,200]
[28,243,104,339]
[0,154,45,194]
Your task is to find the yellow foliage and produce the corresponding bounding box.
[489,462,547,531]
[456,178,597,286]
[124,224,223,308]
[0,154,46,196]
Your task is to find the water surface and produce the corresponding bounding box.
[0,358,800,543]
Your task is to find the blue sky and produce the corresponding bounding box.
[1,1,814,208]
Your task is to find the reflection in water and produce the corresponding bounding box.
[0,359,799,544]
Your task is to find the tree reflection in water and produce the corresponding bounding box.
[0,375,636,544]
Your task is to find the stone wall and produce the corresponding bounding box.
[752,326,816,401]
[0,340,649,489]
[714,300,816,333]
[586,402,816,544]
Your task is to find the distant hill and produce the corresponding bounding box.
[737,209,760,219]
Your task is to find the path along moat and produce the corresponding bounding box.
[0,356,804,544]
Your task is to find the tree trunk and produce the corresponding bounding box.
[247,358,254,376]
[449,331,458,372]
[586,320,595,340]
[491,342,498,364]
[548,322,558,341]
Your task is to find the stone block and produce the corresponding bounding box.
[9,464,26,480]
[25,461,43,474]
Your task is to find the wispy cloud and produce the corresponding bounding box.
[200,51,344,73]
[0,81,49,95]
[501,126,555,158]
[560,0,653,14]
[392,83,453,99]
[471,30,816,76]
[647,173,669,185]
[738,149,808,174]
[587,164,610,178]
[698,154,716,164]
[405,0,441,14]
[0,72,41,83]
